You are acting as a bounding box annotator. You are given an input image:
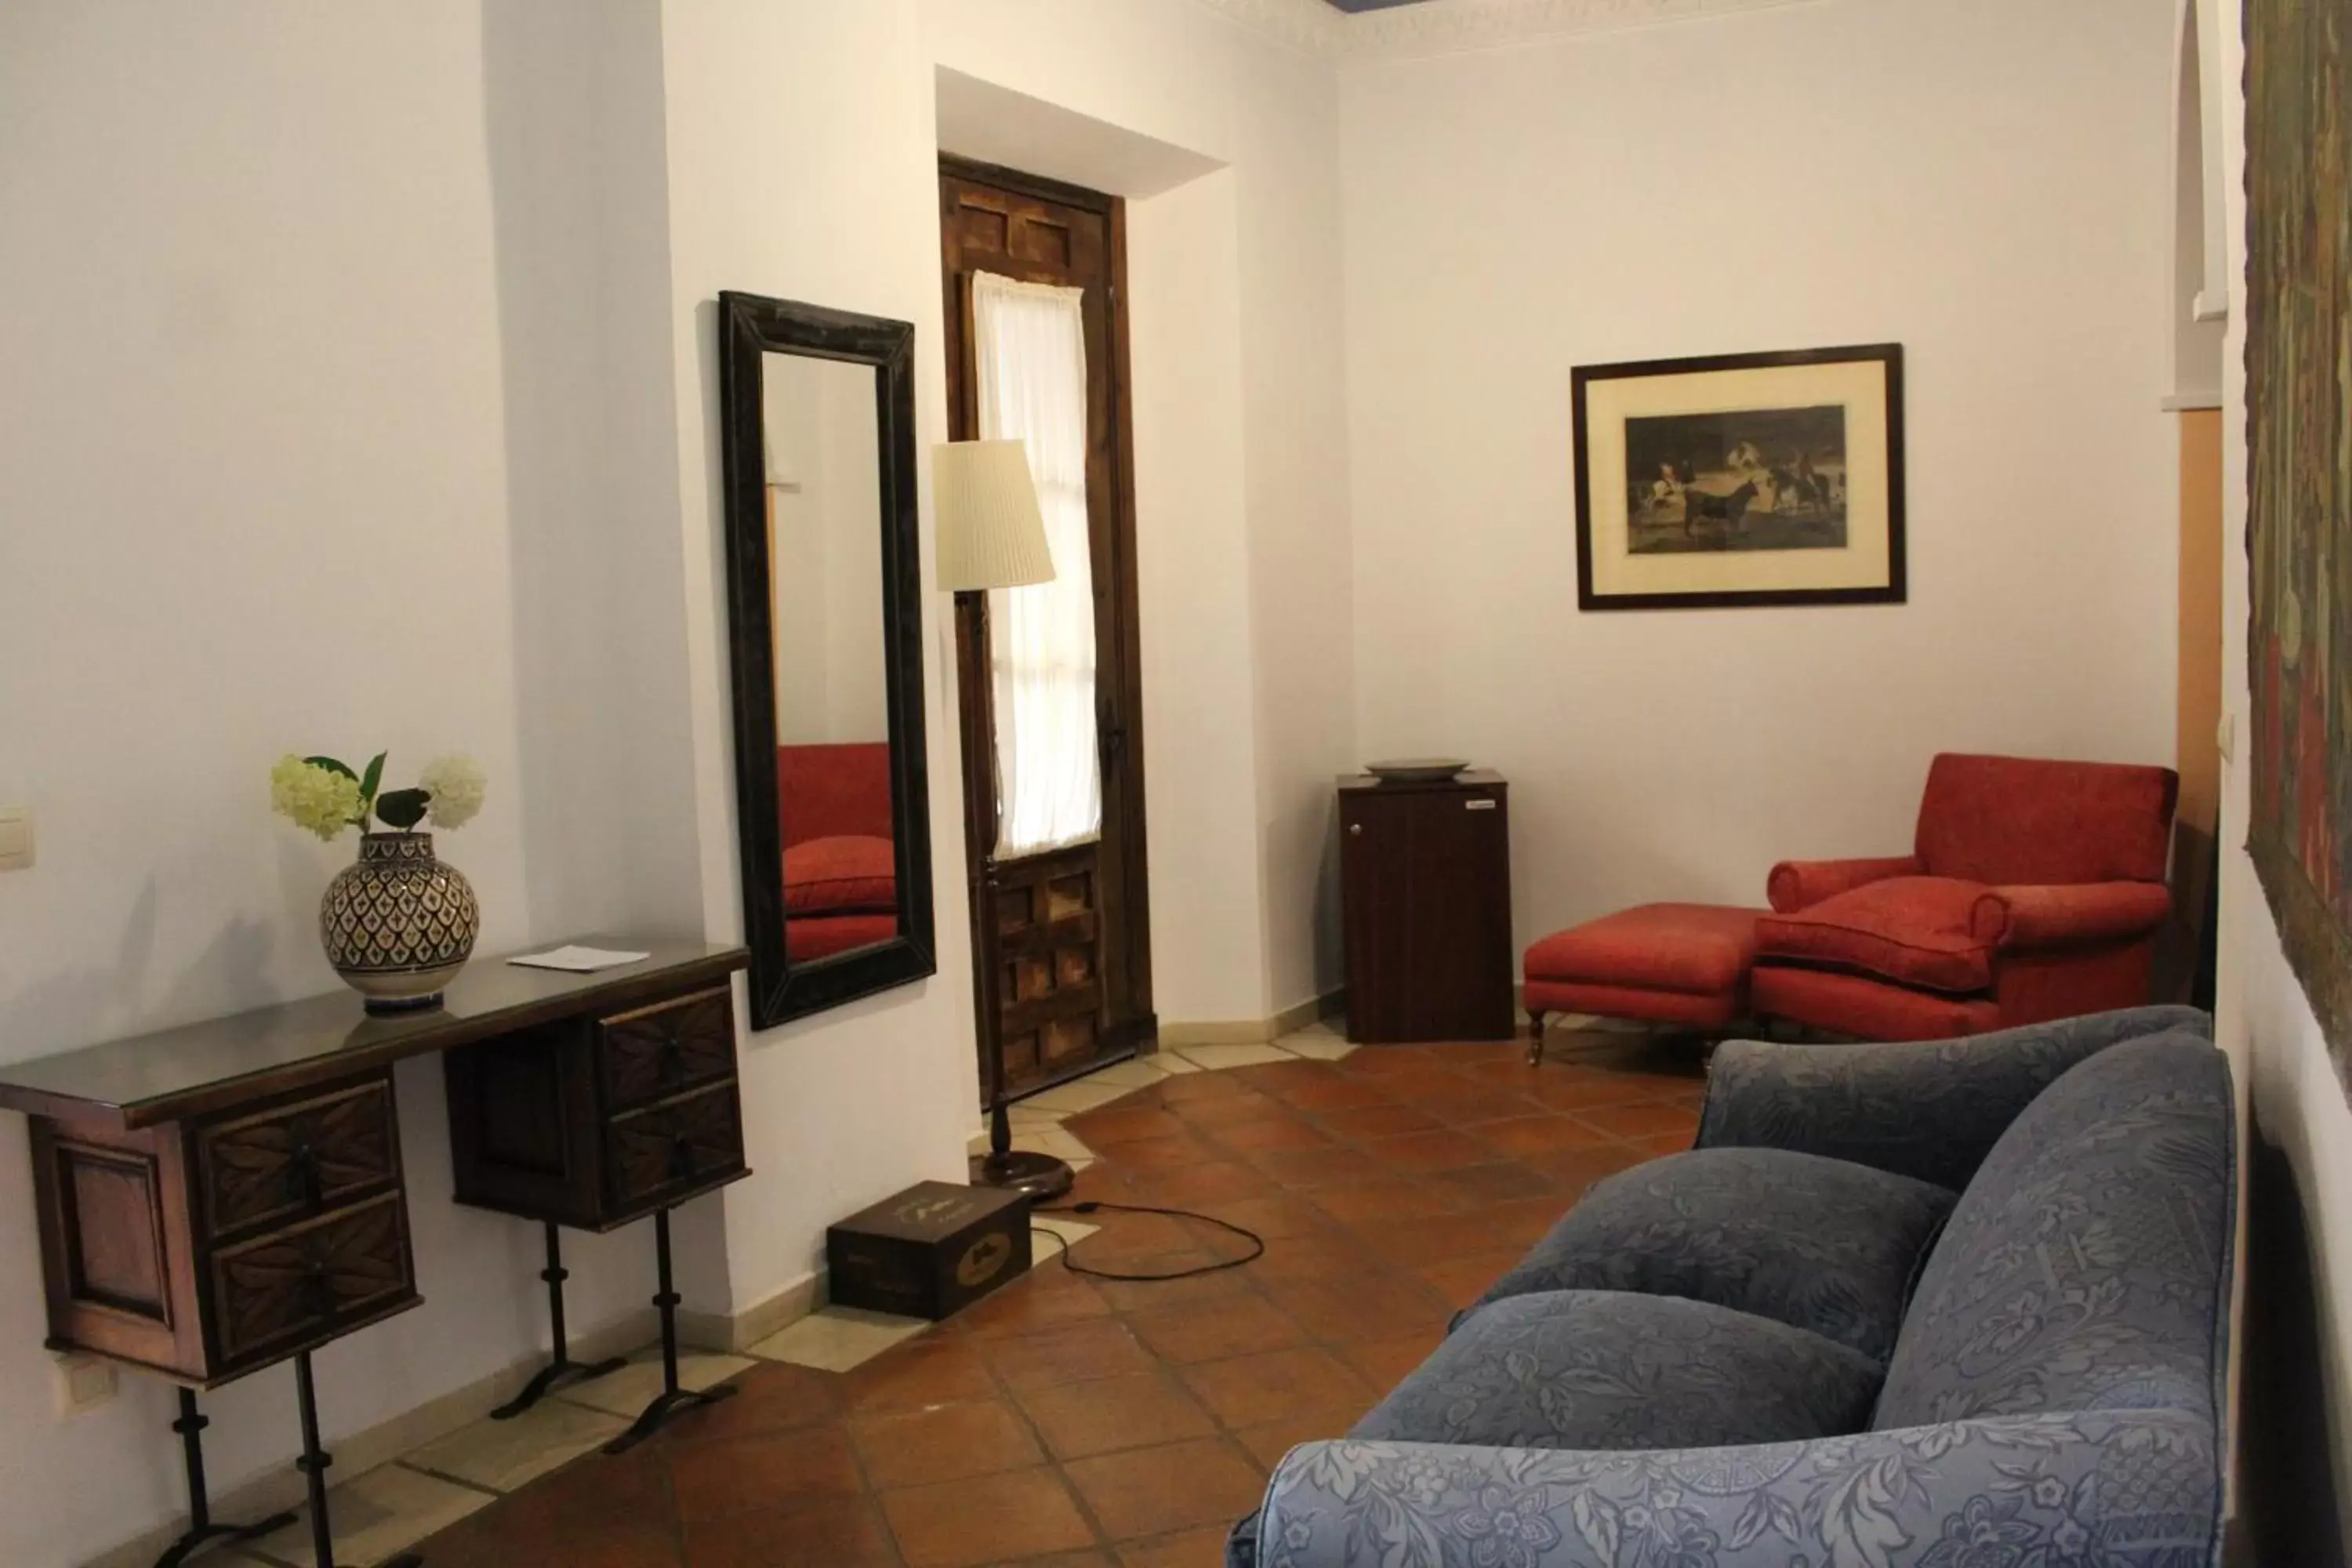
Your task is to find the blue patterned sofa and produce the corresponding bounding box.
[1228,1005,2234,1568]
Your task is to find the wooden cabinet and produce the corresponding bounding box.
[1339,772,1515,1044]
[445,984,749,1232]
[27,1069,419,1386]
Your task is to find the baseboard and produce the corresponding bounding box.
[1160,989,1343,1049]
[91,1269,832,1567]
[677,1271,821,1354]
[83,1305,659,1568]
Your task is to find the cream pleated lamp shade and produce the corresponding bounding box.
[933,439,1056,591]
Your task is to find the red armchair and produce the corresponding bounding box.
[1751,753,2179,1040]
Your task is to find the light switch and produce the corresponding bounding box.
[0,807,29,871]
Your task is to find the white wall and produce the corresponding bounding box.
[1340,0,2180,946]
[2212,0,2352,1530]
[0,5,665,1564]
[656,0,981,1320]
[0,6,1356,1555]
[655,0,1363,1323]
[1129,169,1279,1021]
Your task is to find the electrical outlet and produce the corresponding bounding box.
[0,806,29,871]
[52,1351,115,1417]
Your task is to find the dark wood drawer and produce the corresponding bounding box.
[604,1081,745,1218]
[194,1077,400,1243]
[597,988,736,1113]
[208,1191,416,1373]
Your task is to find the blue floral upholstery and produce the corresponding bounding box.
[1355,1290,1883,1452]
[1232,1411,2216,1568]
[1229,1008,2232,1568]
[1699,1004,2211,1191]
[1872,1032,2234,1429]
[1465,1148,1955,1361]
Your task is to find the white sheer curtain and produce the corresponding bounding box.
[972,270,1102,858]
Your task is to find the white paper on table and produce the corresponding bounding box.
[507,945,652,972]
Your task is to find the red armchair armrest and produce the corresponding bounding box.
[1969,881,2172,949]
[1766,855,1924,913]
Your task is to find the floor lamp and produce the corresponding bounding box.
[933,440,1073,1201]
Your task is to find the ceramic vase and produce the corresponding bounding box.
[321,832,480,1013]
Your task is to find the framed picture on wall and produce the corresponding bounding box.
[1572,343,1906,611]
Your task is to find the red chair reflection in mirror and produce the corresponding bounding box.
[779,743,898,962]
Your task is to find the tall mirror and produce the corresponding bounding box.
[719,292,934,1027]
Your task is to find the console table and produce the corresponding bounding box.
[0,936,750,1568]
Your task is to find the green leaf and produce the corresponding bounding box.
[303,755,358,782]
[359,751,387,806]
[374,788,430,830]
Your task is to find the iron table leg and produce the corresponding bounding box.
[491,1221,626,1420]
[152,1387,296,1568]
[603,1207,736,1454]
[293,1350,423,1568]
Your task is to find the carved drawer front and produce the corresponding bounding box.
[604,1081,745,1217]
[194,1078,399,1243]
[597,988,736,1113]
[208,1191,416,1372]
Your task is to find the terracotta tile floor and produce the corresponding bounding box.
[407,1026,1704,1568]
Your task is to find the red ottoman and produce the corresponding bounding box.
[1523,903,1766,1064]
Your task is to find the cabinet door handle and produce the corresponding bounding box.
[1465,800,1497,811]
[1348,822,1363,836]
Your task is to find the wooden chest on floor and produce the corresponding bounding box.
[826,1181,1032,1320]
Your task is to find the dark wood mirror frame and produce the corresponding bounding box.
[719,291,935,1029]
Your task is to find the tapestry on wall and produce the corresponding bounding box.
[2247,0,2352,1077]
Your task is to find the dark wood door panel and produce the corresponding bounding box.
[1341,778,1515,1044]
[942,156,1155,1109]
[1406,788,1515,1040]
[1341,793,1416,1044]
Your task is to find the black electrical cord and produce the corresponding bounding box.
[1033,1200,1266,1282]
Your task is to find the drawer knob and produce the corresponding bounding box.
[1348,823,1363,837]
[284,1142,321,1208]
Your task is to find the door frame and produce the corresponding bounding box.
[939,154,1156,1091]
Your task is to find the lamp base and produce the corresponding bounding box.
[968,1149,1074,1203]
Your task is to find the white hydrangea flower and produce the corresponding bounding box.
[270,755,361,841]
[419,753,488,829]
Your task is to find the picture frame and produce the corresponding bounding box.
[1572,343,1907,611]
[2247,0,2352,1082]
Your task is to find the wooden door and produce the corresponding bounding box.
[940,158,1153,1100]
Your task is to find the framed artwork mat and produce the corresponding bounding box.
[1573,343,1906,611]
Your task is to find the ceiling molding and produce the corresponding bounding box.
[1188,0,1820,61]
[1187,0,1347,56]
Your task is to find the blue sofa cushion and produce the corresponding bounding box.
[1351,1290,1883,1452]
[1875,1030,2234,1428]
[1464,1146,1955,1361]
